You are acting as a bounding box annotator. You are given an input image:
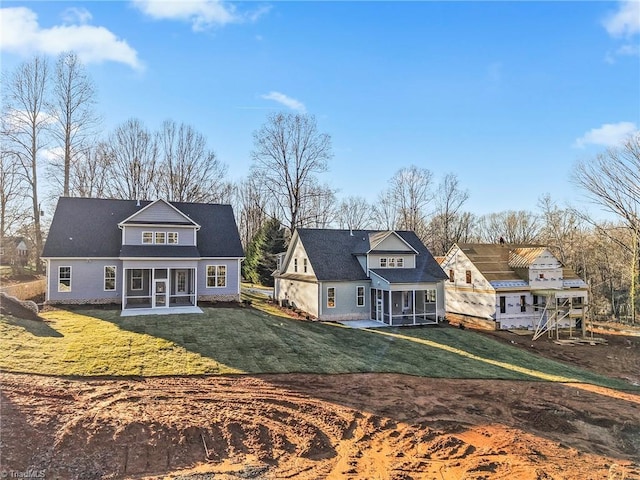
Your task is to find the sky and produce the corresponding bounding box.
[1,0,639,218]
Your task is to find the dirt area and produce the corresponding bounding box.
[2,318,639,479]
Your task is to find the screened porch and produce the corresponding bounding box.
[123,267,196,310]
[370,288,438,326]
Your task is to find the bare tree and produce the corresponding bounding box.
[573,135,640,322]
[235,177,270,248]
[1,55,50,272]
[0,149,29,237]
[297,181,336,228]
[429,173,470,254]
[336,196,373,230]
[388,165,433,232]
[250,112,332,231]
[475,210,541,244]
[105,118,158,200]
[68,142,112,198]
[372,191,398,231]
[156,120,228,203]
[49,52,100,197]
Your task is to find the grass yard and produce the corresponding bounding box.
[0,305,636,391]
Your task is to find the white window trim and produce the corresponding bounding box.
[155,232,166,244]
[294,258,298,273]
[131,269,143,291]
[356,285,365,307]
[58,266,72,292]
[327,287,336,308]
[397,258,404,268]
[206,264,227,288]
[142,231,153,244]
[104,265,117,291]
[167,232,179,244]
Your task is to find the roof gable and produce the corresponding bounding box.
[119,199,199,227]
[367,231,417,254]
[42,197,243,259]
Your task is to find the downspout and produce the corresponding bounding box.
[318,281,322,319]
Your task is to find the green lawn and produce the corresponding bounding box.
[0,305,636,391]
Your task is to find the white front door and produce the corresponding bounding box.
[153,279,168,308]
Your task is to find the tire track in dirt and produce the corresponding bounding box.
[1,373,639,480]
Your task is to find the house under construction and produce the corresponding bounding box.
[439,243,588,338]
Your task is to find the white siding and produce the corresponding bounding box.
[275,278,319,317]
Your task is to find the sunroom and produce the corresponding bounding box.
[121,266,198,312]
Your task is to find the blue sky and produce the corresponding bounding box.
[1,1,639,217]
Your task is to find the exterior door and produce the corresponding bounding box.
[175,269,188,294]
[154,279,168,308]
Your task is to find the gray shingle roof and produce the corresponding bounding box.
[42,197,244,259]
[295,229,447,283]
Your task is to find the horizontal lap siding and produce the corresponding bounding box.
[197,259,241,301]
[123,226,196,245]
[47,259,122,303]
[320,281,370,321]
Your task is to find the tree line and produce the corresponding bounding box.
[1,54,639,323]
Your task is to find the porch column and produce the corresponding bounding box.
[412,289,416,325]
[121,268,126,309]
[193,267,197,306]
[388,290,392,325]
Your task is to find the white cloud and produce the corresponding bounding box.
[0,7,142,71]
[603,1,640,37]
[573,122,638,148]
[261,92,306,112]
[61,7,92,25]
[132,0,269,31]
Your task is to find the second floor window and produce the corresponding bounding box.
[155,232,166,244]
[294,258,298,272]
[449,269,455,282]
[168,232,178,244]
[466,270,472,284]
[142,232,153,244]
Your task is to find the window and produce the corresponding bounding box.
[207,265,227,287]
[397,258,404,268]
[572,297,583,307]
[58,266,71,292]
[449,269,455,282]
[520,295,526,312]
[499,296,506,314]
[425,290,436,303]
[155,232,166,244]
[388,258,396,267]
[142,232,153,244]
[167,232,178,244]
[539,273,545,279]
[294,258,298,273]
[104,266,116,291]
[327,287,335,308]
[466,270,472,284]
[131,269,143,290]
[533,294,539,311]
[356,286,365,307]
[303,258,308,273]
[380,258,387,268]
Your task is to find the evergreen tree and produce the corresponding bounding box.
[242,218,286,286]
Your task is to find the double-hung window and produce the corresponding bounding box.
[155,232,166,244]
[104,266,116,291]
[207,265,227,287]
[131,269,143,290]
[356,286,365,307]
[142,232,153,244]
[327,287,336,308]
[58,266,71,292]
[167,232,178,244]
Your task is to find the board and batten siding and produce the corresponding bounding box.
[197,259,241,301]
[123,226,196,246]
[47,259,122,303]
[319,281,371,321]
[128,201,191,224]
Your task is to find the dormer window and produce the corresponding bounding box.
[142,232,153,244]
[155,232,166,244]
[397,258,404,268]
[379,257,404,268]
[380,258,387,268]
[168,232,178,244]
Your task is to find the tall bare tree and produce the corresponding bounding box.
[0,149,28,237]
[68,142,112,198]
[235,177,269,248]
[429,173,470,254]
[388,165,433,232]
[475,210,541,244]
[573,134,640,322]
[49,52,99,197]
[250,112,332,231]
[156,120,228,203]
[336,196,373,230]
[297,181,336,228]
[105,118,158,200]
[1,55,50,272]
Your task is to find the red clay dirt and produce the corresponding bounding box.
[1,367,639,480]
